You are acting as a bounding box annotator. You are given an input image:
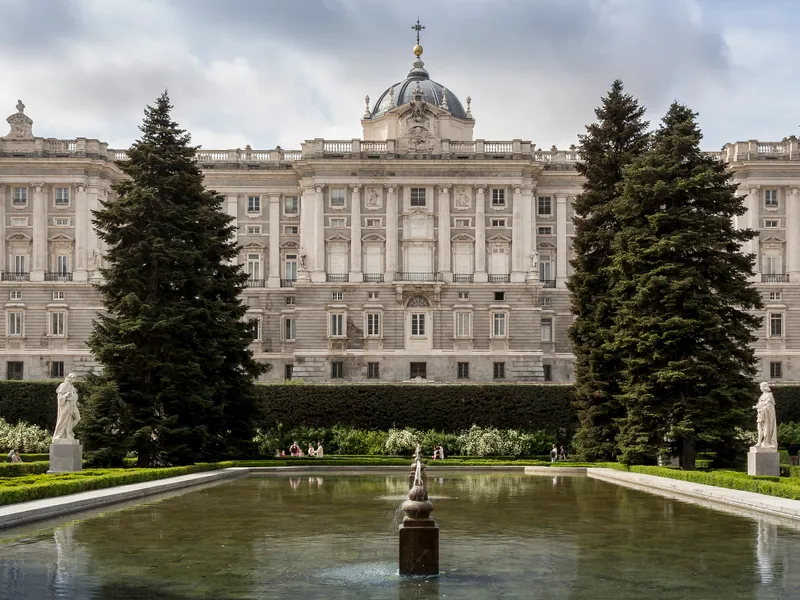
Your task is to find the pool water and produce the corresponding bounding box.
[0,473,798,599]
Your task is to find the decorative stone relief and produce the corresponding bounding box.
[397,125,436,155]
[4,100,33,139]
[366,187,382,210]
[454,188,471,210]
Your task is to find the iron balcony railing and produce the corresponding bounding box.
[453,274,474,283]
[487,274,510,283]
[396,272,443,282]
[45,272,73,282]
[326,273,349,283]
[540,279,556,288]
[247,278,266,287]
[762,273,789,283]
[363,273,384,283]
[280,278,296,288]
[1,272,30,282]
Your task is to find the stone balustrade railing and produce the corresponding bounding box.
[720,139,800,162]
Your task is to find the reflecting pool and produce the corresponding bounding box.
[0,473,799,599]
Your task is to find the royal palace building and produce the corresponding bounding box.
[0,39,799,383]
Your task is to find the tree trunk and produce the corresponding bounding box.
[681,436,696,470]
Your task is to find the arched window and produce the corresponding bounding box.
[407,296,430,308]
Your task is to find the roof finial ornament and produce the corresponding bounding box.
[412,18,425,54]
[16,100,25,114]
[466,96,472,118]
[5,99,33,139]
[363,95,371,119]
[441,87,449,111]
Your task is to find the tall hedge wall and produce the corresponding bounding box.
[0,381,60,430]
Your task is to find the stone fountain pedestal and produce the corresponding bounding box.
[748,446,780,477]
[399,520,439,576]
[48,438,82,473]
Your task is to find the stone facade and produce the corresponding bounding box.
[1,50,799,383]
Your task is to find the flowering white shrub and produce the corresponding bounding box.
[0,418,51,453]
[384,428,422,455]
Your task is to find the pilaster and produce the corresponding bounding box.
[267,193,281,288]
[298,186,313,282]
[556,194,568,286]
[73,182,89,282]
[385,185,398,282]
[787,187,800,282]
[437,184,452,282]
[510,185,525,282]
[0,183,5,274]
[30,183,47,281]
[226,195,238,266]
[746,185,761,273]
[349,184,363,282]
[312,184,325,283]
[87,186,101,279]
[474,185,487,283]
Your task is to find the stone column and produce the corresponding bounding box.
[73,182,89,282]
[746,185,761,274]
[511,185,524,282]
[474,185,487,283]
[788,187,800,282]
[312,184,326,283]
[268,193,281,288]
[0,183,6,274]
[437,184,451,282]
[31,183,47,281]
[226,195,238,266]
[349,184,363,282]
[298,186,313,282]
[385,185,398,282]
[87,186,101,279]
[556,194,568,286]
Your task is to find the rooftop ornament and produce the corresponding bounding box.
[4,99,34,139]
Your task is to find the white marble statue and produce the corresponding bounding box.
[53,373,80,441]
[298,247,307,270]
[529,251,539,273]
[754,382,778,449]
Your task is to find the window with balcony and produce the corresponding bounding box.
[55,187,70,206]
[284,255,297,282]
[491,189,505,207]
[367,362,380,379]
[539,254,553,284]
[770,361,783,379]
[764,189,778,208]
[247,318,261,342]
[48,312,66,337]
[330,188,346,208]
[283,225,299,235]
[410,188,426,207]
[51,361,64,379]
[538,196,552,216]
[768,312,783,337]
[366,312,381,337]
[246,254,261,281]
[541,317,553,342]
[493,362,506,379]
[246,225,262,234]
[283,317,296,341]
[331,361,344,379]
[537,226,553,235]
[247,196,261,213]
[455,311,472,338]
[56,255,69,274]
[6,362,23,380]
[457,362,470,379]
[7,311,23,336]
[329,313,345,337]
[12,188,27,206]
[411,313,426,336]
[13,255,26,274]
[284,196,298,215]
[492,312,507,338]
[410,362,427,379]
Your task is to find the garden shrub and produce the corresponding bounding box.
[0,418,51,453]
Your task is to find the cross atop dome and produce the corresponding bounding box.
[411,18,425,57]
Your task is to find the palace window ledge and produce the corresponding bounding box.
[395,272,444,282]
[762,274,789,283]
[1,272,30,282]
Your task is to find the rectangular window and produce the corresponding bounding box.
[55,187,70,206]
[769,313,783,337]
[8,312,23,336]
[457,292,470,300]
[457,362,470,379]
[11,217,28,227]
[770,361,783,379]
[411,313,426,336]
[247,196,261,213]
[54,217,70,227]
[246,254,261,280]
[539,256,552,282]
[283,317,296,341]
[769,292,782,301]
[410,188,426,207]
[765,189,778,208]
[284,196,298,214]
[6,362,23,380]
[329,217,346,228]
[284,364,293,380]
[493,362,506,379]
[765,220,779,229]
[543,364,552,382]
[246,225,262,234]
[367,362,380,379]
[56,255,69,274]
[365,218,382,228]
[537,226,553,235]
[540,296,551,307]
[492,312,507,337]
[367,291,379,300]
[9,291,21,300]
[53,291,65,300]
[491,189,505,206]
[13,255,25,273]
[366,313,381,337]
[455,312,472,338]
[49,312,65,337]
[331,361,344,379]
[248,318,261,341]
[330,188,346,207]
[283,225,299,235]
[331,291,343,301]
[284,256,297,280]
[538,196,552,215]
[329,313,344,337]
[541,317,553,342]
[284,296,296,306]
[494,291,505,301]
[12,188,27,206]
[490,218,507,227]
[51,361,64,379]
[454,218,472,228]
[410,362,427,379]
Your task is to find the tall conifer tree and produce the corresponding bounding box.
[608,102,762,467]
[85,92,265,466]
[568,80,649,460]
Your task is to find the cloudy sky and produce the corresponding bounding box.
[1,0,797,151]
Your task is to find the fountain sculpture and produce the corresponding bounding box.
[398,447,439,576]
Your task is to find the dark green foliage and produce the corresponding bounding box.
[0,381,59,429]
[77,375,129,467]
[607,102,763,466]
[775,387,800,423]
[568,80,650,460]
[85,92,265,466]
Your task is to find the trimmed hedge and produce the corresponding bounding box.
[0,381,60,430]
[776,386,800,425]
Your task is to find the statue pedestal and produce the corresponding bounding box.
[48,439,83,473]
[399,522,439,576]
[748,446,780,477]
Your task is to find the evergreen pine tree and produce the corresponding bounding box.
[85,92,265,466]
[608,102,763,467]
[567,80,650,460]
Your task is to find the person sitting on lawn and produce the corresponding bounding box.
[315,441,324,458]
[289,442,301,457]
[7,449,21,463]
[307,443,316,457]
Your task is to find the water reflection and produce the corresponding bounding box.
[0,475,798,599]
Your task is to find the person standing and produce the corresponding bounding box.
[550,444,558,463]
